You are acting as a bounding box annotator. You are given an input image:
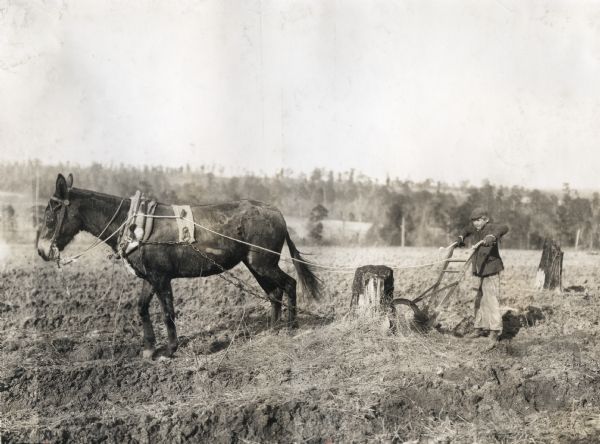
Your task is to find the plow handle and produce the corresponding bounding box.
[471,240,485,250]
[444,239,484,250]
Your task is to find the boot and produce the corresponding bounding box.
[485,330,502,350]
[466,328,488,339]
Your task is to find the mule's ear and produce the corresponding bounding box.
[56,174,68,198]
[66,173,74,189]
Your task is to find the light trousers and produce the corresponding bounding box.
[473,273,502,331]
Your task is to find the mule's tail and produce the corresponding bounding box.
[285,231,322,301]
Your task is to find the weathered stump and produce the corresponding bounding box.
[350,265,394,310]
[535,238,563,291]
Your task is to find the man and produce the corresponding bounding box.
[456,207,509,347]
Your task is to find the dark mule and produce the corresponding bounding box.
[37,174,321,358]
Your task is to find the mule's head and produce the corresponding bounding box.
[37,173,83,261]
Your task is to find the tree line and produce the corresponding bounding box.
[1,160,597,249]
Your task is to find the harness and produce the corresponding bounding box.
[117,191,157,258]
[115,194,202,276]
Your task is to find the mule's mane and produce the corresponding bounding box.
[70,187,262,208]
[71,187,131,203]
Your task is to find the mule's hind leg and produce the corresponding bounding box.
[246,262,298,328]
[153,279,178,358]
[269,288,284,325]
[244,263,284,327]
[279,270,298,328]
[270,267,297,328]
[138,280,156,359]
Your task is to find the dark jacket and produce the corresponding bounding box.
[459,222,509,277]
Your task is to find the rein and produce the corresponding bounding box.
[136,215,453,273]
[95,199,126,241]
[53,206,452,272]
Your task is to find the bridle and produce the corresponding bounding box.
[45,188,127,267]
[47,193,71,263]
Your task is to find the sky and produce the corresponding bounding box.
[1,0,599,190]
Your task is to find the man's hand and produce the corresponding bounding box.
[483,235,496,247]
[472,240,486,250]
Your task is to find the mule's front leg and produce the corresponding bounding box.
[138,280,156,359]
[156,280,178,358]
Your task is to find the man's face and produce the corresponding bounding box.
[472,216,488,231]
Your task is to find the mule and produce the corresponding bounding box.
[37,174,321,358]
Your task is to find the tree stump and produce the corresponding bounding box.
[535,238,563,291]
[350,265,394,310]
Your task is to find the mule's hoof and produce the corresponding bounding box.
[142,349,155,360]
[154,345,175,359]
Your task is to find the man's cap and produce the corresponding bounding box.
[470,207,489,220]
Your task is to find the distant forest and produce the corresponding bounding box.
[1,160,598,249]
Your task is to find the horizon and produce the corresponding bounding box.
[1,158,596,196]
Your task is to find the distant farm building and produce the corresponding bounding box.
[286,216,373,244]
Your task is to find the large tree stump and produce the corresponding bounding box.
[535,238,563,291]
[350,265,394,310]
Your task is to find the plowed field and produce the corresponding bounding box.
[2,240,600,443]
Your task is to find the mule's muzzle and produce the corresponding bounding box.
[37,238,59,262]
